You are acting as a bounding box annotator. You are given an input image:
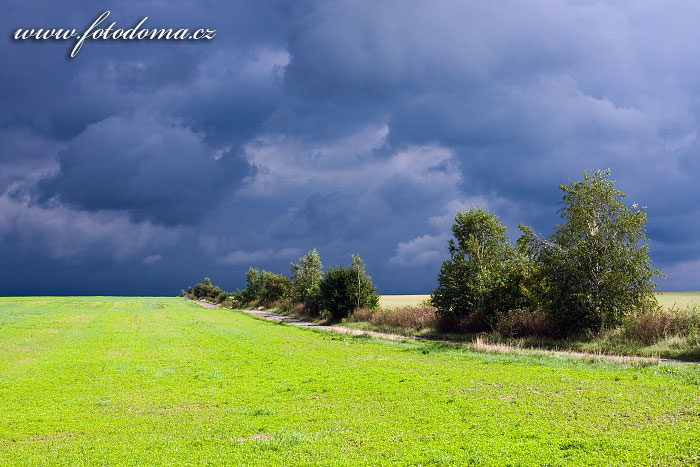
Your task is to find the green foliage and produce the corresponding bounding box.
[236,268,293,307]
[304,284,324,314]
[291,249,323,303]
[191,277,229,303]
[259,271,294,307]
[239,268,262,304]
[518,169,662,335]
[318,256,379,320]
[431,208,525,329]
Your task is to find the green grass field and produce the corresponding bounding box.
[1,297,700,465]
[380,292,700,310]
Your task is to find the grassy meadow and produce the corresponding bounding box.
[1,297,700,465]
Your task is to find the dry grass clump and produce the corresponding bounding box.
[351,308,374,322]
[275,299,316,318]
[292,302,316,318]
[349,305,437,330]
[495,308,550,338]
[624,306,700,344]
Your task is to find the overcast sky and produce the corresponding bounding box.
[2,1,699,295]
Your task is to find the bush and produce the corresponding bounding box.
[274,298,294,314]
[350,308,374,323]
[318,257,379,321]
[304,284,324,315]
[235,268,293,308]
[259,272,293,307]
[193,277,218,300]
[495,308,550,338]
[216,291,231,302]
[273,298,315,319]
[349,306,437,330]
[188,277,228,303]
[624,307,700,344]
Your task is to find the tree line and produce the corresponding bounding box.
[431,169,661,336]
[183,169,662,337]
[182,250,379,321]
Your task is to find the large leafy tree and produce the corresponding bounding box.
[431,208,524,328]
[518,169,661,335]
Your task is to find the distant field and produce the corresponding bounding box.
[657,292,700,309]
[378,294,430,308]
[0,297,699,465]
[381,292,700,309]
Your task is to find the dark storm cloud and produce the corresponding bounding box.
[2,0,700,295]
[38,112,250,224]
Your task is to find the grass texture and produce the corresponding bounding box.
[0,296,699,465]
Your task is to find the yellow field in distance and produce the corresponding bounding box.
[378,295,431,309]
[380,292,700,310]
[656,292,700,309]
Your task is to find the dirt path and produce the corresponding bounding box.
[187,299,409,340]
[186,298,698,366]
[189,299,221,309]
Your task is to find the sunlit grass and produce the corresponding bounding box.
[0,297,699,465]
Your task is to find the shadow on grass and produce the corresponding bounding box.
[673,347,700,362]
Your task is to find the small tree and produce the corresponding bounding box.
[237,268,293,307]
[291,249,323,303]
[518,169,661,335]
[318,256,379,320]
[259,271,294,307]
[431,208,523,329]
[351,254,364,309]
[239,268,262,304]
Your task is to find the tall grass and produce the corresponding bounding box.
[624,305,700,344]
[349,305,437,330]
[345,302,700,360]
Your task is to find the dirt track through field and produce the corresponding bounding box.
[186,299,699,366]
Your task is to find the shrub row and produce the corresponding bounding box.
[182,251,379,321]
[180,279,699,346]
[179,278,231,305]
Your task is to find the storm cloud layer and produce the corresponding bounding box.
[2,0,700,295]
